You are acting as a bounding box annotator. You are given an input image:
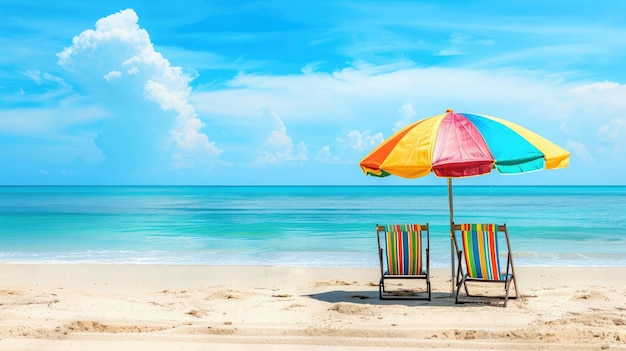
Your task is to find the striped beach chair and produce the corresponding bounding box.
[453,223,519,307]
[376,224,430,300]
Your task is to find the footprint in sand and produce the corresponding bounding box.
[314,280,354,287]
[185,309,209,318]
[205,289,244,300]
[283,303,307,311]
[328,303,376,316]
[63,320,168,333]
[0,289,22,296]
[271,293,292,298]
[571,290,608,301]
[159,290,191,298]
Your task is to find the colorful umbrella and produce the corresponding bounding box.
[359,109,570,293]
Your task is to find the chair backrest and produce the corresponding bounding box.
[377,224,426,275]
[457,223,504,280]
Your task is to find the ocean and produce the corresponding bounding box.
[0,186,624,267]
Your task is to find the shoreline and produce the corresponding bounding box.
[1,264,625,350]
[2,261,626,267]
[3,186,625,269]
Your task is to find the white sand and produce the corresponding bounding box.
[0,264,625,350]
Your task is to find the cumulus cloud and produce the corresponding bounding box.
[596,118,626,160]
[567,81,626,109]
[338,130,384,152]
[57,8,221,174]
[103,71,121,81]
[597,118,626,142]
[564,82,626,133]
[253,109,308,165]
[566,140,594,165]
[315,145,335,161]
[563,81,626,161]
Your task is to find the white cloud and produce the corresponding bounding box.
[190,63,626,173]
[253,109,308,165]
[566,140,594,165]
[192,64,570,132]
[597,118,626,142]
[315,145,331,161]
[338,130,384,152]
[563,82,626,133]
[17,70,73,101]
[57,8,221,172]
[103,71,121,81]
[567,81,626,106]
[596,118,626,160]
[561,81,626,162]
[393,102,416,132]
[47,11,626,181]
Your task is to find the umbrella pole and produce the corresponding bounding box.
[448,178,455,296]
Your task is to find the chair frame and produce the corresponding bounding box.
[377,224,431,300]
[452,223,519,307]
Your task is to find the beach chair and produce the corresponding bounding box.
[376,224,431,300]
[453,223,519,307]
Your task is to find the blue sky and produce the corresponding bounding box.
[1,1,625,185]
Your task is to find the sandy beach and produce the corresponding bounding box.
[0,264,624,350]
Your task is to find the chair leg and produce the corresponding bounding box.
[503,280,510,307]
[455,277,466,304]
[510,275,520,300]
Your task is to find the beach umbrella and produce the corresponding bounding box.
[359,109,570,294]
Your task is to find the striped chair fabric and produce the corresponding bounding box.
[384,224,423,275]
[459,223,503,280]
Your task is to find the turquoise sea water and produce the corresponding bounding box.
[0,186,624,267]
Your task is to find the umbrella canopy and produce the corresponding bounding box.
[359,109,570,295]
[360,109,570,178]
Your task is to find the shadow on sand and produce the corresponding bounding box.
[305,290,464,307]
